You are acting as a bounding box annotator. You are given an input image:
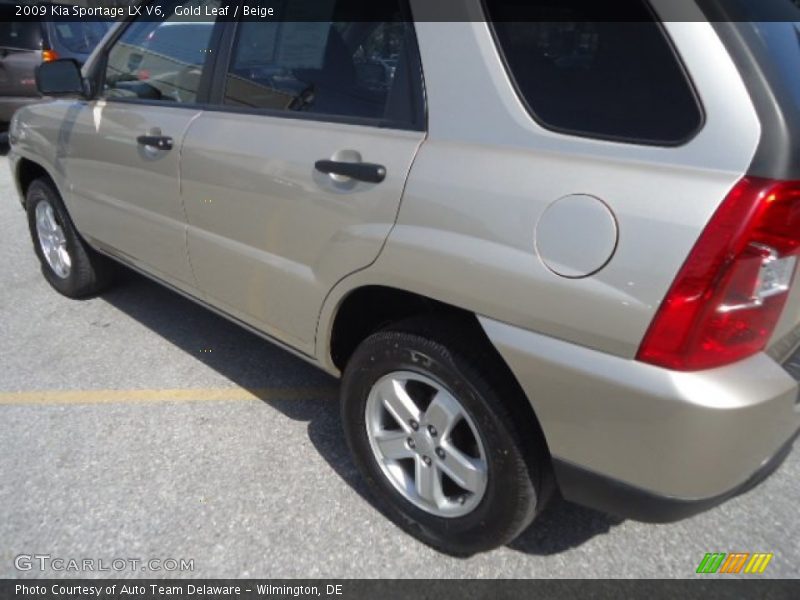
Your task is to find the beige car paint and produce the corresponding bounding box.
[179,113,425,354]
[480,316,800,498]
[316,18,762,366]
[59,100,201,288]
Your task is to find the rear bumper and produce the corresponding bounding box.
[552,429,798,522]
[479,317,800,519]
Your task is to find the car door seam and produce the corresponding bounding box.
[177,110,206,292]
[313,130,429,361]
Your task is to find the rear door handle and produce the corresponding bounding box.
[136,135,173,151]
[315,160,386,183]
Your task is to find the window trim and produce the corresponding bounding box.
[482,0,706,147]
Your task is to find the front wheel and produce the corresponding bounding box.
[26,178,115,298]
[341,319,551,555]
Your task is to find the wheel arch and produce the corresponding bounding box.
[321,282,555,470]
[326,284,472,372]
[15,158,57,208]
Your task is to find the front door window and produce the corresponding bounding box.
[103,0,222,104]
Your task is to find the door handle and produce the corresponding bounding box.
[136,135,173,151]
[315,159,386,184]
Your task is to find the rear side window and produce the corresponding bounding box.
[485,0,703,145]
[0,22,42,51]
[221,1,422,128]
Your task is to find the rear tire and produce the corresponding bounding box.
[26,178,115,298]
[341,317,551,555]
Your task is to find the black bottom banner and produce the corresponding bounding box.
[0,579,798,600]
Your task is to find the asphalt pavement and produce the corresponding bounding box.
[0,153,798,579]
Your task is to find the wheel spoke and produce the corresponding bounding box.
[415,458,442,505]
[36,216,50,241]
[47,246,60,268]
[57,246,72,269]
[423,390,463,438]
[375,430,414,461]
[53,250,67,276]
[439,445,487,494]
[377,377,421,431]
[45,205,58,232]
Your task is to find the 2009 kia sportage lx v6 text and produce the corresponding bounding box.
[8,0,800,554]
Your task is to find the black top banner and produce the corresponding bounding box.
[1,0,800,22]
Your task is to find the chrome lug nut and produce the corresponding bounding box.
[422,455,432,466]
[407,438,416,450]
[427,424,438,437]
[409,419,419,431]
[435,447,445,459]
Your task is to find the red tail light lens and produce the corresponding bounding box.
[42,49,59,63]
[637,178,800,371]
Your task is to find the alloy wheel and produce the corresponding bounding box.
[365,371,488,518]
[35,200,71,279]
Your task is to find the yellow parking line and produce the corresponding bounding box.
[0,386,338,406]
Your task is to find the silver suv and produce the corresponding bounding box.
[8,0,800,554]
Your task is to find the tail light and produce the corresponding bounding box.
[42,49,59,62]
[637,178,800,371]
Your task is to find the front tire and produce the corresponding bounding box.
[26,178,115,298]
[341,318,551,555]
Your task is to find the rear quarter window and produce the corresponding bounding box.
[485,0,704,145]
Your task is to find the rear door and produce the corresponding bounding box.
[0,22,42,98]
[180,6,425,353]
[61,1,226,288]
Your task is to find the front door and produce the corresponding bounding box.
[181,11,426,352]
[60,1,224,288]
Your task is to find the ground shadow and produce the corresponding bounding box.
[101,269,621,555]
[509,496,624,555]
